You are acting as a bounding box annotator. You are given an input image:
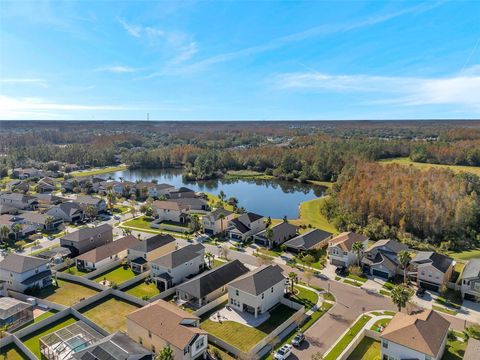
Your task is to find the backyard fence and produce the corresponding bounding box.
[149,286,176,302]
[192,294,228,317]
[55,272,108,291]
[335,328,382,360]
[118,270,151,290]
[7,290,67,312]
[83,259,123,279]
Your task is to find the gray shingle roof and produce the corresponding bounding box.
[61,224,112,242]
[129,234,175,252]
[151,244,204,268]
[462,259,480,279]
[207,208,233,221]
[284,229,332,250]
[228,265,285,296]
[411,251,453,274]
[0,253,48,273]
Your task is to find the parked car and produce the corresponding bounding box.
[195,234,210,243]
[113,215,120,220]
[416,287,426,298]
[291,332,305,347]
[47,235,54,240]
[274,344,293,360]
[335,266,348,276]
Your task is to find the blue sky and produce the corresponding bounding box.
[1,0,479,120]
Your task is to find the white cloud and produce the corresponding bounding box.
[94,65,139,73]
[118,17,142,37]
[1,78,48,87]
[274,66,480,111]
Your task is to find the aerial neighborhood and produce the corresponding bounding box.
[0,159,478,360]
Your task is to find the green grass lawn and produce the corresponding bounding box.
[370,318,392,331]
[347,274,368,283]
[62,265,88,277]
[442,339,467,360]
[291,196,337,233]
[92,265,136,285]
[0,344,29,360]
[379,157,480,176]
[38,279,99,306]
[124,281,160,299]
[205,193,234,211]
[447,248,480,261]
[347,337,381,360]
[122,215,155,230]
[225,170,274,180]
[432,305,458,316]
[200,304,296,352]
[70,165,127,177]
[290,285,319,310]
[79,296,140,333]
[13,310,59,332]
[212,259,227,268]
[324,315,372,360]
[21,316,78,358]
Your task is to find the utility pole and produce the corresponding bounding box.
[146,112,149,121]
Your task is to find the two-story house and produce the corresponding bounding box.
[361,239,409,279]
[460,259,480,301]
[150,244,205,291]
[226,212,266,241]
[0,193,38,211]
[227,265,286,318]
[328,232,369,268]
[59,223,113,257]
[36,177,57,193]
[202,208,236,235]
[408,251,454,292]
[253,221,298,248]
[136,182,175,199]
[152,200,189,223]
[381,310,450,360]
[0,254,52,293]
[46,202,85,224]
[127,234,177,273]
[127,300,208,360]
[75,195,107,214]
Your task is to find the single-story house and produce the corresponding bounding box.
[328,231,369,268]
[167,187,196,199]
[75,195,107,214]
[408,251,454,291]
[253,221,298,248]
[6,180,29,193]
[36,177,57,193]
[381,310,450,360]
[76,234,140,271]
[284,228,332,253]
[127,234,177,273]
[0,254,52,293]
[361,239,409,279]
[0,193,38,210]
[16,211,62,231]
[176,259,249,308]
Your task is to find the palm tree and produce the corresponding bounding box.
[11,223,22,240]
[156,345,174,360]
[45,216,55,231]
[288,271,298,294]
[398,250,412,284]
[106,191,116,210]
[391,284,413,312]
[352,241,365,267]
[218,190,226,202]
[205,252,214,268]
[190,214,200,232]
[0,225,9,243]
[130,206,136,219]
[0,323,11,339]
[85,205,97,220]
[218,213,226,238]
[265,226,274,249]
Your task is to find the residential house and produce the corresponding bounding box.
[175,198,209,212]
[59,223,113,257]
[152,200,189,223]
[127,234,177,273]
[0,214,37,239]
[0,204,18,215]
[135,182,175,199]
[0,254,52,293]
[361,239,409,279]
[0,297,34,331]
[253,221,298,248]
[0,193,38,210]
[381,310,450,360]
[226,212,266,241]
[12,168,45,179]
[328,232,369,268]
[46,202,84,224]
[463,338,480,360]
[62,176,104,193]
[126,300,208,360]
[202,208,236,235]
[105,180,137,197]
[408,251,455,291]
[36,177,57,193]
[33,194,64,207]
[76,195,107,214]
[76,235,140,271]
[460,259,480,301]
[6,180,29,193]
[16,211,62,231]
[72,331,153,360]
[227,264,286,318]
[284,229,332,253]
[176,259,249,308]
[167,187,196,199]
[150,244,205,291]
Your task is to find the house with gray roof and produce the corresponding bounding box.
[408,251,454,291]
[460,259,480,301]
[226,212,266,241]
[60,223,113,257]
[176,259,249,308]
[227,264,286,318]
[127,234,177,273]
[0,193,38,210]
[202,208,236,235]
[284,228,332,253]
[46,201,84,224]
[0,254,52,293]
[75,195,107,214]
[150,244,205,291]
[361,239,409,279]
[253,221,298,248]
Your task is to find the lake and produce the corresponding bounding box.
[104,168,325,219]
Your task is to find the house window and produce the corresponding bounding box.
[271,287,274,293]
[152,345,155,353]
[184,347,189,355]
[236,290,239,296]
[148,331,152,338]
[262,294,264,299]
[139,337,142,345]
[382,340,388,349]
[196,337,205,350]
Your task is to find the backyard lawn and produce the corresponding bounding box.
[124,281,160,299]
[92,265,136,285]
[200,304,296,352]
[447,248,480,261]
[62,265,88,276]
[0,344,29,360]
[13,310,59,332]
[121,215,155,230]
[21,316,78,358]
[442,339,467,360]
[79,296,140,333]
[38,279,99,306]
[347,337,381,360]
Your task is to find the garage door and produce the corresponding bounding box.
[372,269,389,279]
[419,281,439,292]
[465,293,477,301]
[330,259,345,267]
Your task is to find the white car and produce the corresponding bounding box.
[274,344,293,360]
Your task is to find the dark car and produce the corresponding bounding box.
[416,287,426,298]
[291,332,305,347]
[335,266,348,276]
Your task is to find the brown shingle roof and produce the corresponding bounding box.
[127,300,205,350]
[328,231,367,252]
[381,310,450,357]
[76,235,139,263]
[152,200,187,211]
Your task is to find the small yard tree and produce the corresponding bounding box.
[288,271,298,293]
[391,284,413,312]
[302,254,315,269]
[219,245,229,260]
[348,265,363,285]
[305,270,314,286]
[156,345,174,360]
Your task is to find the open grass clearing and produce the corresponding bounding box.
[92,265,136,285]
[379,157,480,176]
[37,279,99,306]
[447,248,480,261]
[283,196,337,234]
[79,296,140,333]
[225,170,274,180]
[200,304,296,352]
[347,337,380,360]
[121,215,155,230]
[21,315,78,358]
[70,165,127,177]
[432,305,458,316]
[370,318,392,331]
[123,281,160,299]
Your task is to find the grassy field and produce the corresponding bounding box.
[70,165,127,177]
[38,279,99,306]
[79,296,140,333]
[205,193,234,211]
[200,304,296,352]
[224,170,274,180]
[307,180,334,188]
[347,337,381,360]
[21,316,78,358]
[379,157,480,176]
[92,265,136,285]
[447,249,480,261]
[121,215,155,230]
[124,281,160,299]
[0,344,29,360]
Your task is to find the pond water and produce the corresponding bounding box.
[104,168,325,219]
